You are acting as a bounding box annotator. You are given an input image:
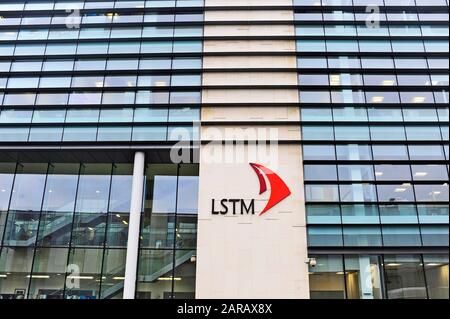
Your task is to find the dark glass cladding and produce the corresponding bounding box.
[0,162,199,299]
[0,0,204,144]
[298,0,449,299]
[0,0,203,300]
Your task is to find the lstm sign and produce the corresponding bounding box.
[211,163,291,216]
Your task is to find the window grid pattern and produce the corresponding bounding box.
[0,2,204,144]
[298,2,449,249]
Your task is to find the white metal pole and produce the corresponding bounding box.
[123,151,145,299]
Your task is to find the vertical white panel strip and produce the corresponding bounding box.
[123,151,145,299]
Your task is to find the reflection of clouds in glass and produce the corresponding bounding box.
[109,175,133,213]
[152,176,177,213]
[10,174,46,212]
[152,176,199,214]
[177,176,199,214]
[42,175,78,212]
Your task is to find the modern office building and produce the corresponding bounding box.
[0,0,448,300]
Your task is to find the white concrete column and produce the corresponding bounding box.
[123,151,145,299]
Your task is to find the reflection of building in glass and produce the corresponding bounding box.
[0,0,448,299]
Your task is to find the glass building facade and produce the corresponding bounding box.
[297,0,449,299]
[0,0,202,299]
[0,0,448,299]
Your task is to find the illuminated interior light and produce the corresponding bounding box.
[386,263,402,267]
[382,80,395,86]
[158,277,182,281]
[371,96,384,103]
[414,172,428,177]
[26,275,50,279]
[412,96,426,103]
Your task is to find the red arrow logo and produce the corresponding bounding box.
[249,163,291,216]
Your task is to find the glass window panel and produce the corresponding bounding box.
[400,92,435,104]
[305,184,339,202]
[11,61,42,72]
[0,163,16,211]
[75,164,112,214]
[0,110,33,124]
[102,92,136,105]
[414,184,449,202]
[134,108,168,122]
[377,184,415,202]
[139,58,171,70]
[409,145,445,160]
[308,226,343,247]
[65,248,103,299]
[336,144,372,160]
[75,60,106,71]
[343,226,382,246]
[367,108,403,122]
[173,57,202,69]
[403,108,438,122]
[36,93,69,106]
[341,105,373,121]
[136,250,174,299]
[344,255,384,299]
[62,126,98,142]
[132,126,167,141]
[7,77,39,89]
[97,126,132,141]
[32,110,66,123]
[9,163,48,212]
[384,255,426,299]
[304,165,338,181]
[418,205,449,224]
[406,126,442,141]
[361,57,394,69]
[40,77,72,88]
[302,126,334,140]
[0,127,30,141]
[411,165,448,181]
[335,126,370,141]
[379,204,418,224]
[340,184,377,202]
[423,255,449,299]
[372,145,409,160]
[328,56,361,69]
[66,109,100,123]
[306,205,341,224]
[28,127,63,142]
[303,145,336,160]
[99,109,134,123]
[69,92,102,105]
[308,255,346,299]
[383,226,422,247]
[331,90,365,103]
[72,76,104,88]
[338,165,374,181]
[374,165,412,181]
[0,247,34,299]
[43,59,74,71]
[106,59,138,70]
[299,74,329,86]
[28,248,69,299]
[421,226,449,247]
[42,164,79,214]
[297,57,328,69]
[301,108,332,121]
[366,91,400,104]
[341,204,379,224]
